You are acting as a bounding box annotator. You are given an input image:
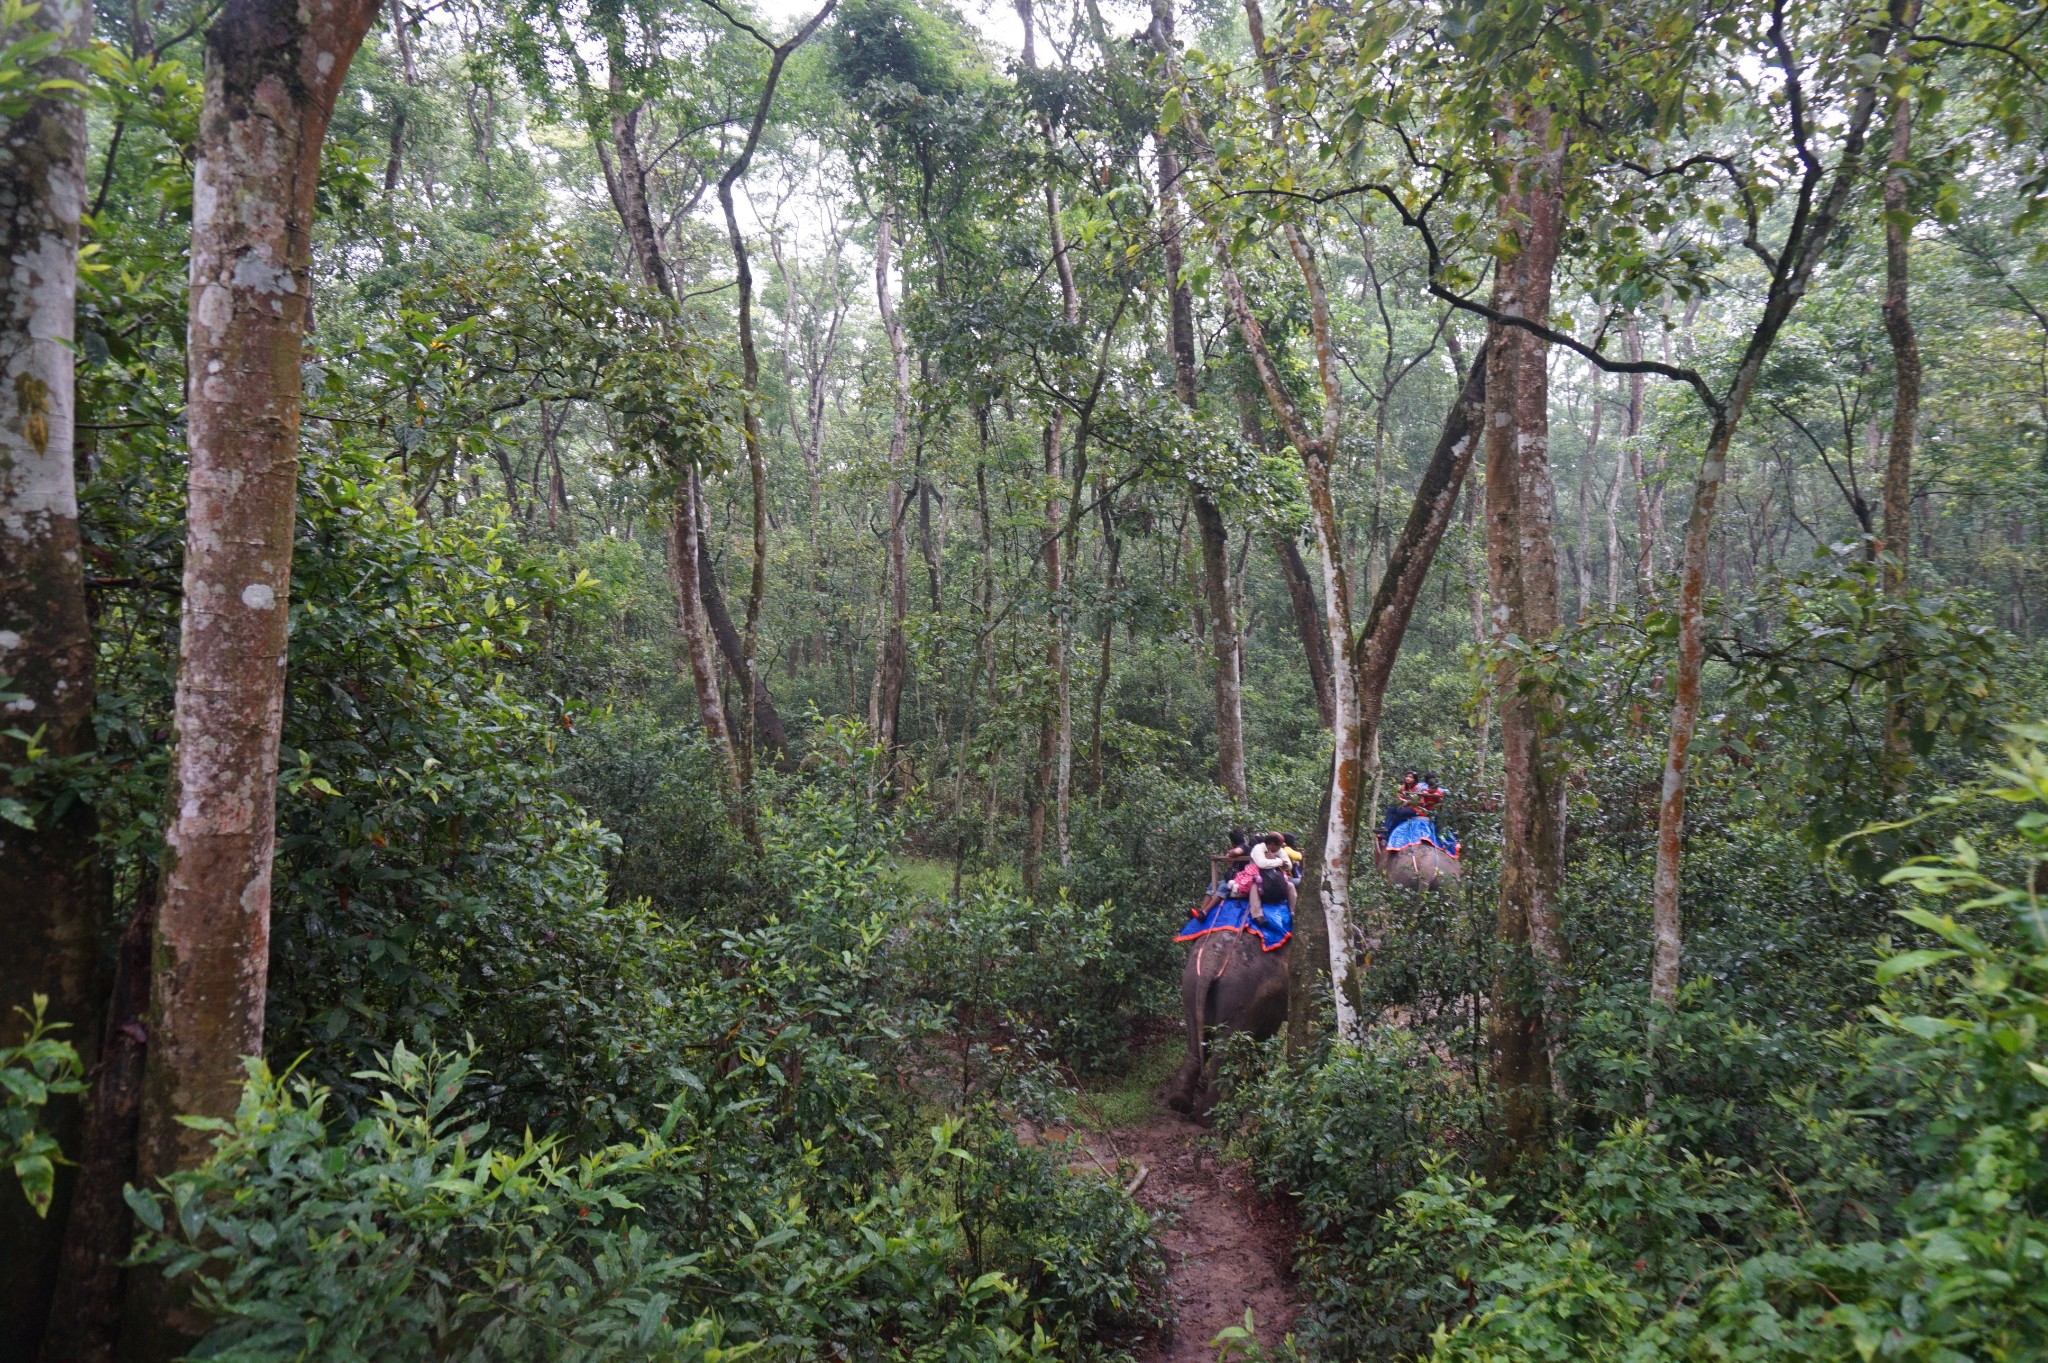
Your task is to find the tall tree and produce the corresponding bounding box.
[0,0,97,1347]
[1017,0,1076,884]
[1174,0,1489,1039]
[874,204,913,753]
[1484,111,1572,1142]
[1645,12,1906,1007]
[711,0,838,769]
[565,11,791,766]
[1878,0,1923,792]
[138,0,381,1183]
[132,0,382,1347]
[1148,0,1247,807]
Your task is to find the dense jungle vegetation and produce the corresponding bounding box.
[2,0,2047,1356]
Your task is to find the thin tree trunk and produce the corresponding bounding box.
[669,473,740,798]
[1177,0,1365,1032]
[693,492,787,754]
[1275,534,1335,727]
[1623,320,1655,602]
[1485,114,1572,1151]
[1605,382,1626,610]
[0,0,98,1344]
[1230,378,1334,725]
[1879,55,1919,792]
[606,99,673,302]
[711,9,831,769]
[133,0,381,1349]
[1574,397,1603,617]
[1090,466,1119,792]
[600,89,791,760]
[1190,498,1246,803]
[1648,14,1901,1009]
[1465,481,1492,786]
[41,889,155,1363]
[1153,111,1248,804]
[918,481,943,612]
[873,206,912,754]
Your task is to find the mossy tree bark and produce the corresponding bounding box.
[0,0,97,1347]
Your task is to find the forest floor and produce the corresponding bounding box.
[1067,1040,1302,1361]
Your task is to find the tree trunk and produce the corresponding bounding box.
[873,207,913,755]
[1879,67,1919,792]
[606,99,673,302]
[693,493,787,755]
[669,473,740,798]
[40,888,154,1363]
[1232,382,1335,727]
[711,8,830,771]
[1573,397,1603,616]
[717,179,770,774]
[132,1,381,1349]
[1623,320,1655,602]
[1090,469,1119,792]
[1152,108,1247,804]
[601,95,789,760]
[1649,17,1900,1010]
[1484,116,1572,1150]
[1191,495,1246,804]
[1605,381,1626,610]
[919,481,943,613]
[1017,0,1075,876]
[878,483,910,749]
[141,0,380,1182]
[0,0,98,1345]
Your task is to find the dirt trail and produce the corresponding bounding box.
[1083,1115,1300,1361]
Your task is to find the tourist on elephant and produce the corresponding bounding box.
[1382,770,1424,843]
[1244,832,1296,923]
[1193,829,1251,917]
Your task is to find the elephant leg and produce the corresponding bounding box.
[1164,944,1214,1114]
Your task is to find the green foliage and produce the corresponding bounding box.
[0,998,83,1219]
[902,878,1160,1076]
[1215,1028,1483,1359]
[126,1046,736,1363]
[1714,547,2004,871]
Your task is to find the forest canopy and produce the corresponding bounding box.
[1,0,2045,1357]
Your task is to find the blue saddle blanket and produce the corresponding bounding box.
[1387,816,1459,856]
[1176,894,1292,952]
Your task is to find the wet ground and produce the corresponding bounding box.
[1072,1113,1300,1361]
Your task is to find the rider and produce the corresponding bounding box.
[1244,832,1296,924]
[1193,829,1251,917]
[1382,770,1423,844]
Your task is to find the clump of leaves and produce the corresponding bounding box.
[0,997,84,1218]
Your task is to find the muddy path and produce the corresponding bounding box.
[1077,1114,1300,1361]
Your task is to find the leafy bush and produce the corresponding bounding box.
[128,1046,736,1363]
[132,1039,1162,1362]
[1413,727,2048,1362]
[1215,1026,1483,1359]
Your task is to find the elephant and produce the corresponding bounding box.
[1162,925,1288,1117]
[1380,840,1461,890]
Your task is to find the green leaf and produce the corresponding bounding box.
[1875,948,1962,982]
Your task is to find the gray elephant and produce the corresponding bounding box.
[1162,926,1288,1117]
[1379,840,1461,890]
